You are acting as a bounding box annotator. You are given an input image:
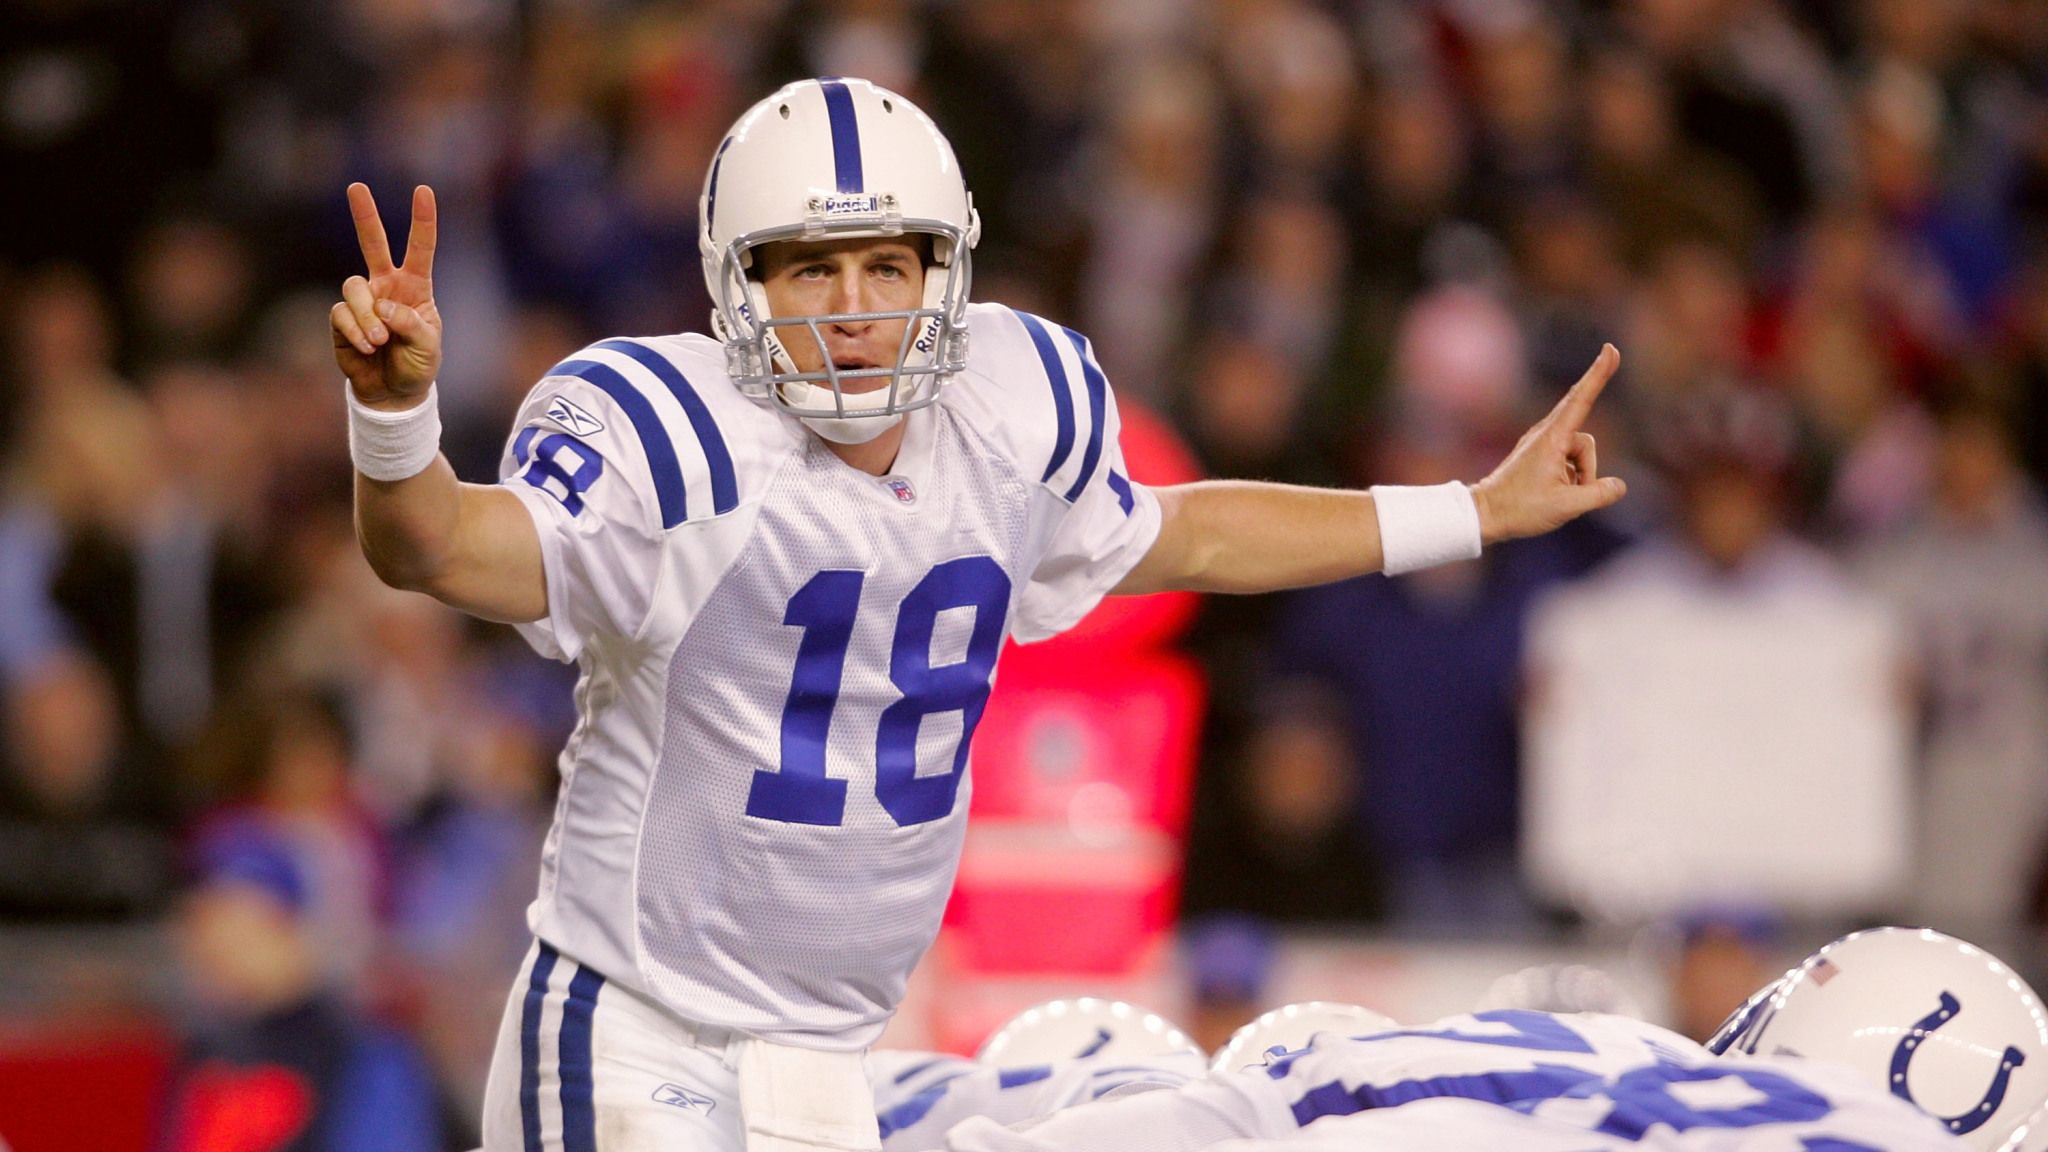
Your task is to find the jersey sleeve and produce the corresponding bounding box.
[1004,318,1165,643]
[497,352,669,663]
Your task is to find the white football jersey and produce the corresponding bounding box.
[869,1050,1205,1152]
[495,303,1161,1050]
[945,1011,1964,1151]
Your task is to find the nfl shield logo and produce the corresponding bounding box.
[885,478,916,505]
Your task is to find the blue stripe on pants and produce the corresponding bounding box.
[520,943,560,1152]
[559,963,606,1152]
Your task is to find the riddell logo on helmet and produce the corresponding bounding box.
[914,319,940,355]
[821,194,881,216]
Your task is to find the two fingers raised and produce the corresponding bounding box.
[346,182,437,279]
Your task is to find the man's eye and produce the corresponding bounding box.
[797,264,832,278]
[873,263,905,279]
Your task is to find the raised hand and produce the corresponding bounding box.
[331,183,442,409]
[1470,344,1629,544]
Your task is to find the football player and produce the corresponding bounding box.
[871,999,1205,1152]
[944,928,2043,1151]
[330,77,1626,1152]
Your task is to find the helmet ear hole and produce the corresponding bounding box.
[778,104,790,119]
[882,98,894,113]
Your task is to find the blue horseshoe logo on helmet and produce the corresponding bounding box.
[1888,991,2027,1135]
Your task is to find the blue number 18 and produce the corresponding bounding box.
[745,557,1011,828]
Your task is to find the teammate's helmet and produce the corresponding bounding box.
[1709,927,2048,1151]
[698,76,980,423]
[1210,1002,1399,1073]
[976,998,1201,1066]
[1476,963,1645,1018]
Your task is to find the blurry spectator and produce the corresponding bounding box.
[1078,54,1224,399]
[1264,423,1622,932]
[127,214,256,370]
[1511,195,1634,399]
[195,688,387,1000]
[1182,914,1276,1054]
[392,699,552,1132]
[1859,388,2048,930]
[1463,18,1577,221]
[1181,333,1319,482]
[1213,0,1356,188]
[1668,911,1779,1045]
[0,498,68,685]
[1181,686,1383,928]
[1624,0,1851,227]
[1582,48,1762,268]
[1207,186,1351,372]
[1387,284,1530,434]
[0,648,175,922]
[1523,387,1913,920]
[161,820,439,1152]
[1624,240,1756,404]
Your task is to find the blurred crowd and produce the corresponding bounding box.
[6,0,2048,1146]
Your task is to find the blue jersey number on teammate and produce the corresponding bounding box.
[1289,1015,1878,1149]
[748,558,1010,827]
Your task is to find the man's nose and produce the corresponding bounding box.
[828,268,868,323]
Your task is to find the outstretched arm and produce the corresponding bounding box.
[1113,345,1627,596]
[333,182,546,623]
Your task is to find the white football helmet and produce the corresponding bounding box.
[976,998,1202,1066]
[1211,1002,1399,1073]
[1476,963,1646,1018]
[1709,927,2048,1151]
[698,76,980,439]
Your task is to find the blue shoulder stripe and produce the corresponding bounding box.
[594,338,740,516]
[1059,326,1108,503]
[546,358,688,527]
[1014,311,1076,486]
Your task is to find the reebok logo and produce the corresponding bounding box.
[546,395,605,437]
[653,1083,716,1114]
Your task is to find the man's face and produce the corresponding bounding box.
[755,236,927,393]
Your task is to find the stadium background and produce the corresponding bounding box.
[3,0,2048,1148]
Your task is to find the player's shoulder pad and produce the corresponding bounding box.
[521,333,786,529]
[955,303,1118,505]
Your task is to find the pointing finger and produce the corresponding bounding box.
[347,182,396,276]
[1547,344,1620,434]
[402,185,437,278]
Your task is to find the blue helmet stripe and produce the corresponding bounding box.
[818,77,864,193]
[705,135,734,230]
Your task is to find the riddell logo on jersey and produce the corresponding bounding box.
[653,1083,716,1113]
[884,478,916,505]
[545,396,605,437]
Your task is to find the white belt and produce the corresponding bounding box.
[733,1036,882,1152]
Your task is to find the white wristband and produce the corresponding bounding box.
[347,382,442,482]
[1371,481,1483,576]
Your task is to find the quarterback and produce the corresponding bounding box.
[329,78,1625,1152]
